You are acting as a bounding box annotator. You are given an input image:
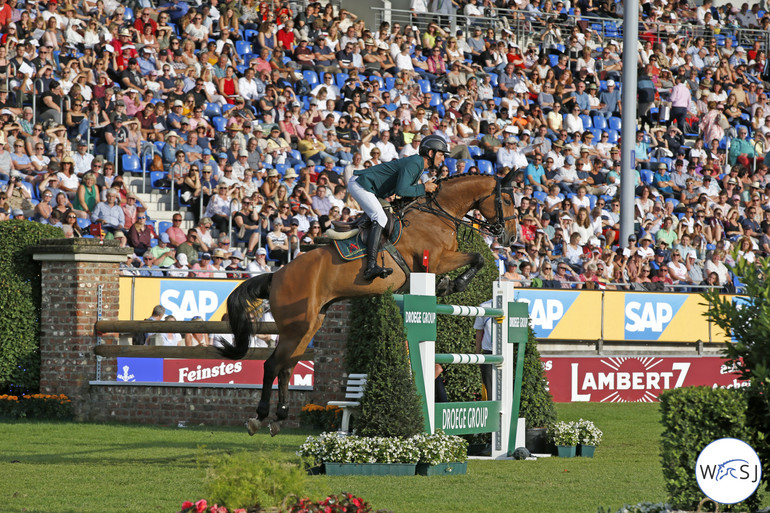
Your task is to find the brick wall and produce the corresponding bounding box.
[33,239,352,428]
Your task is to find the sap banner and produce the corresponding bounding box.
[543,356,747,402]
[119,277,241,321]
[513,290,723,342]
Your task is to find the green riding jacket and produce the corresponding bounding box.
[352,155,427,198]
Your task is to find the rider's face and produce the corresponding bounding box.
[433,151,445,167]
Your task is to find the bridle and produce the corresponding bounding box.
[403,177,516,240]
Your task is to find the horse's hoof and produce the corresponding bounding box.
[436,277,452,296]
[246,417,263,436]
[268,421,281,437]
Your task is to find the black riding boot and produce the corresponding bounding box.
[362,223,393,281]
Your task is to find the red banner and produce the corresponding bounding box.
[542,356,747,402]
[162,359,314,387]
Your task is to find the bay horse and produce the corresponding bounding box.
[218,172,518,434]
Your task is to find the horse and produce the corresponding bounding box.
[218,172,518,434]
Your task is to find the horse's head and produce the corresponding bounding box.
[477,172,518,246]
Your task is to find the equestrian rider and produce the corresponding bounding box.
[348,135,448,281]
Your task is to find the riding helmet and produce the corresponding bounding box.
[418,134,449,157]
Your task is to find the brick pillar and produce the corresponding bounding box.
[32,239,129,419]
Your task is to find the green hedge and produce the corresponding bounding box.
[0,221,63,395]
[659,386,761,510]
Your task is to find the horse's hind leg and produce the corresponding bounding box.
[268,313,326,436]
[246,352,277,436]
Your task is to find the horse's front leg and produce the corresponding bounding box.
[436,252,485,296]
[247,352,277,435]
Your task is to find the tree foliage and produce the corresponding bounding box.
[701,253,769,496]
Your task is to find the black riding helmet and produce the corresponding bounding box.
[418,134,449,157]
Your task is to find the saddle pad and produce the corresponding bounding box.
[333,218,403,261]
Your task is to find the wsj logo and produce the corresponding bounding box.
[624,294,687,340]
[696,438,762,505]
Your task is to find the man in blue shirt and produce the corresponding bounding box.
[571,81,591,115]
[652,163,677,199]
[598,80,621,120]
[91,188,126,235]
[526,155,546,192]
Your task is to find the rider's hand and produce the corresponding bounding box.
[424,181,438,194]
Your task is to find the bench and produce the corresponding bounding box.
[327,373,367,434]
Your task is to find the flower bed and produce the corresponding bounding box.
[297,431,468,469]
[0,394,73,420]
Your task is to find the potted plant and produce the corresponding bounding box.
[575,419,602,457]
[548,421,579,458]
[414,430,469,476]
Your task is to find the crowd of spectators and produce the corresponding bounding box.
[0,0,767,291]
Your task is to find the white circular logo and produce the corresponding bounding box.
[696,438,762,505]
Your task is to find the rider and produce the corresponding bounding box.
[348,135,448,281]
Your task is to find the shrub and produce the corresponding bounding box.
[354,291,424,438]
[0,222,63,395]
[659,386,761,510]
[575,419,603,446]
[203,451,308,511]
[518,327,557,429]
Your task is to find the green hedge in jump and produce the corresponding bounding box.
[0,221,63,395]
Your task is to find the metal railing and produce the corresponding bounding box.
[373,7,770,54]
[140,145,158,195]
[227,198,240,241]
[32,79,44,125]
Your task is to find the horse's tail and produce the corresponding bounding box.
[218,273,274,360]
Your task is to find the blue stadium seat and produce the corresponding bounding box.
[579,114,592,129]
[607,129,619,144]
[204,102,221,118]
[659,156,673,170]
[235,40,252,56]
[335,72,349,89]
[444,157,457,174]
[533,190,547,203]
[121,154,141,174]
[609,116,622,131]
[303,70,319,86]
[640,169,654,185]
[488,73,498,87]
[384,76,396,90]
[468,146,483,158]
[77,218,91,230]
[244,29,258,41]
[417,79,431,94]
[549,54,559,66]
[429,93,442,107]
[157,221,172,235]
[368,75,384,87]
[123,6,134,22]
[212,116,227,132]
[666,198,680,209]
[477,160,493,174]
[150,171,168,190]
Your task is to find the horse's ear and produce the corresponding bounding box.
[499,169,515,188]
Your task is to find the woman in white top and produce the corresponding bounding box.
[571,207,594,245]
[161,315,184,347]
[635,186,655,220]
[570,186,591,215]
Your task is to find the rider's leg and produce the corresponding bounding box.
[347,176,393,280]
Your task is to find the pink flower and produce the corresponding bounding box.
[195,499,208,513]
[234,509,247,513]
[209,505,228,513]
[181,501,194,510]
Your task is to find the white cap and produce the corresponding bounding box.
[606,79,616,87]
[176,253,188,265]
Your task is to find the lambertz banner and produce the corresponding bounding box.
[542,356,747,402]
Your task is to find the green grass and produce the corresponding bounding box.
[1,403,667,513]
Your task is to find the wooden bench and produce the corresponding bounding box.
[327,373,367,434]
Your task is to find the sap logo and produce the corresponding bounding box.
[624,294,687,339]
[625,302,673,333]
[517,298,564,330]
[160,281,237,320]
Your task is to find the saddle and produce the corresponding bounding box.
[326,199,396,243]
